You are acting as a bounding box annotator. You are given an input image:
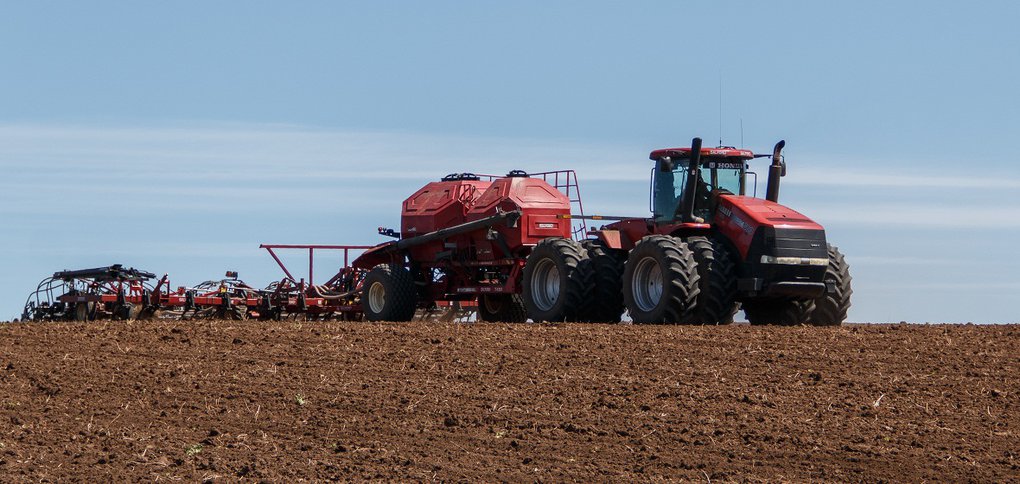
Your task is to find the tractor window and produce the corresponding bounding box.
[653,167,686,222]
[652,158,745,222]
[710,164,742,194]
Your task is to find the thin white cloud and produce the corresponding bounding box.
[848,255,969,266]
[787,168,1020,189]
[865,282,1020,291]
[809,204,1020,228]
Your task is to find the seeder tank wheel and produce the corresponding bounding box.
[478,294,528,323]
[362,264,418,322]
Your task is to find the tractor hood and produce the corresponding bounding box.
[714,194,826,261]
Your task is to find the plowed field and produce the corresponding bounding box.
[0,320,1017,481]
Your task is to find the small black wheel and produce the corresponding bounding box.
[622,235,700,324]
[743,299,814,326]
[214,305,248,321]
[522,238,592,322]
[683,236,739,325]
[115,303,144,320]
[580,239,626,323]
[478,294,528,323]
[74,302,96,322]
[808,245,852,326]
[362,264,418,322]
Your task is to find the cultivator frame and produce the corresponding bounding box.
[21,264,269,322]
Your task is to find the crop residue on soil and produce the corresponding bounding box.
[0,321,1017,481]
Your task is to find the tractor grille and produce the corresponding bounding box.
[741,227,828,295]
[769,228,827,258]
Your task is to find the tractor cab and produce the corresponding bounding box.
[649,147,754,223]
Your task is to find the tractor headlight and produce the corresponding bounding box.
[760,255,829,266]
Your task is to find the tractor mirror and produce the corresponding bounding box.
[658,157,674,172]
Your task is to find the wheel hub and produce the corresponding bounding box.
[530,259,561,312]
[631,256,663,312]
[368,281,386,314]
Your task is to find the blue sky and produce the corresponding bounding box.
[2,1,1018,323]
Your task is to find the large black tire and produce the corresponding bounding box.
[522,238,592,322]
[623,235,700,324]
[362,264,418,322]
[580,239,626,323]
[743,299,814,326]
[807,245,852,326]
[477,294,528,323]
[683,236,739,325]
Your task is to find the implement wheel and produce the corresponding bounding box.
[522,238,592,322]
[623,235,700,324]
[807,245,853,326]
[74,302,95,322]
[580,239,626,323]
[362,264,417,322]
[683,236,739,325]
[478,294,528,323]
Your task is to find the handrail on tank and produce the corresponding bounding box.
[472,170,589,240]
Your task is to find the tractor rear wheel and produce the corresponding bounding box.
[743,299,813,326]
[623,235,700,324]
[478,294,528,323]
[522,238,592,322]
[683,236,739,325]
[362,264,418,322]
[580,239,626,323]
[807,245,852,326]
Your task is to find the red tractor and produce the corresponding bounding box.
[580,137,852,325]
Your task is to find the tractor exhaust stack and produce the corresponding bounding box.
[765,139,786,202]
[679,137,703,223]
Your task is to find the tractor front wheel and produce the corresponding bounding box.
[623,235,700,324]
[362,264,418,322]
[522,238,592,322]
[807,245,852,326]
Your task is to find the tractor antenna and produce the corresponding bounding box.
[718,72,723,147]
[740,118,744,148]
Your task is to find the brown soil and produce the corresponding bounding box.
[0,320,1017,482]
